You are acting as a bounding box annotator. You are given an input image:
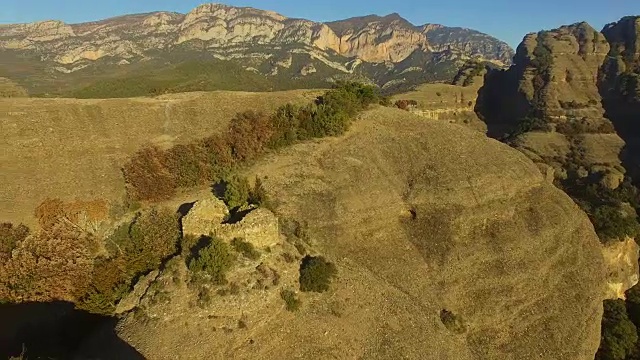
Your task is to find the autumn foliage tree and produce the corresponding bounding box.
[122,146,177,201]
[0,223,93,303]
[227,110,273,162]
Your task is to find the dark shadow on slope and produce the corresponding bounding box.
[0,301,142,359]
[474,65,531,139]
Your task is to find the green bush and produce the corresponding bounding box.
[299,256,337,293]
[280,289,301,312]
[189,237,235,285]
[268,104,301,149]
[220,175,250,210]
[79,208,180,315]
[248,177,269,208]
[591,205,640,242]
[596,300,638,360]
[231,238,260,260]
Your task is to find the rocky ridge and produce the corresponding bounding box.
[476,22,627,187]
[0,3,514,95]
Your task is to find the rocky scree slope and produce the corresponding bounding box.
[0,3,514,95]
[112,107,608,360]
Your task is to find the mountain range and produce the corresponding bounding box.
[0,3,513,97]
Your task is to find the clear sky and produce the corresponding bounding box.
[1,0,638,48]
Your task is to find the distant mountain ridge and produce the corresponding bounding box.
[0,3,514,97]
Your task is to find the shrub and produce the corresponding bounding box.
[0,223,93,303]
[0,223,29,258]
[268,104,300,149]
[220,175,250,210]
[227,110,273,162]
[231,238,260,260]
[122,146,177,201]
[165,144,209,187]
[596,300,638,360]
[591,205,640,242]
[189,237,235,284]
[378,96,392,107]
[124,208,181,273]
[79,208,180,314]
[280,289,301,312]
[35,198,66,229]
[394,99,418,111]
[200,134,235,178]
[299,255,337,293]
[248,177,269,208]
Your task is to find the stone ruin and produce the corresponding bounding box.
[181,196,281,248]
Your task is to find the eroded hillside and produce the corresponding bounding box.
[112,107,608,360]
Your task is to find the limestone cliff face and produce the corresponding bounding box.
[324,14,428,63]
[422,24,514,65]
[0,3,512,82]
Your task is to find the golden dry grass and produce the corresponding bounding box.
[392,82,482,111]
[117,107,606,359]
[0,90,321,225]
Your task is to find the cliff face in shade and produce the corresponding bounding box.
[477,22,613,135]
[0,3,513,96]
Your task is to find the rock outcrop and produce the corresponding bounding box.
[478,22,613,135]
[422,24,514,65]
[116,107,609,359]
[476,22,627,186]
[602,238,640,300]
[182,197,281,248]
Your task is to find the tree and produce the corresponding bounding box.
[221,175,250,210]
[0,223,93,303]
[248,177,269,207]
[122,146,177,201]
[0,223,29,260]
[189,237,235,284]
[268,104,300,149]
[596,300,639,360]
[227,111,273,162]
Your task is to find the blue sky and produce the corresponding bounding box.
[1,0,638,48]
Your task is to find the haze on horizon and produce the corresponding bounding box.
[1,0,637,48]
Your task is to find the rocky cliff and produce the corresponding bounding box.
[600,17,640,173]
[0,3,513,96]
[422,24,513,65]
[476,22,627,188]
